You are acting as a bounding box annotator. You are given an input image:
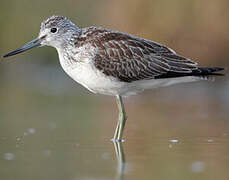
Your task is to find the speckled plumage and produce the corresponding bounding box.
[52,21,222,84]
[73,27,199,82]
[36,15,224,96]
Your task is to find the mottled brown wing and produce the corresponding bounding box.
[82,27,198,82]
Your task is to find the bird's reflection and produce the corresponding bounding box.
[112,141,126,180]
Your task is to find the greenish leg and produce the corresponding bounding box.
[113,95,127,141]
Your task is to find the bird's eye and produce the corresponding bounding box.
[50,28,57,33]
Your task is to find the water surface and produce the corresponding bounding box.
[0,62,228,180]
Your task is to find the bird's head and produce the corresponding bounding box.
[3,15,81,58]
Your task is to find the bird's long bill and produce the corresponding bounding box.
[3,38,41,58]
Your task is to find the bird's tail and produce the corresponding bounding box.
[155,67,225,79]
[195,67,224,76]
[192,67,225,81]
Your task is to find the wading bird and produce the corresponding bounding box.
[3,16,224,141]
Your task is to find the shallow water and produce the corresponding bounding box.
[1,131,229,180]
[0,62,228,180]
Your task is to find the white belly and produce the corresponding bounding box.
[58,51,126,95]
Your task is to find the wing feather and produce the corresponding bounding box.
[80,27,198,82]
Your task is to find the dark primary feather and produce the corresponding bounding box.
[75,27,224,82]
[155,67,224,79]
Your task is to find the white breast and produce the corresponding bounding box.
[57,46,126,96]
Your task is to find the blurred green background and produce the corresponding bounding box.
[0,0,229,180]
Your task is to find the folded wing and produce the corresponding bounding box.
[80,27,199,82]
